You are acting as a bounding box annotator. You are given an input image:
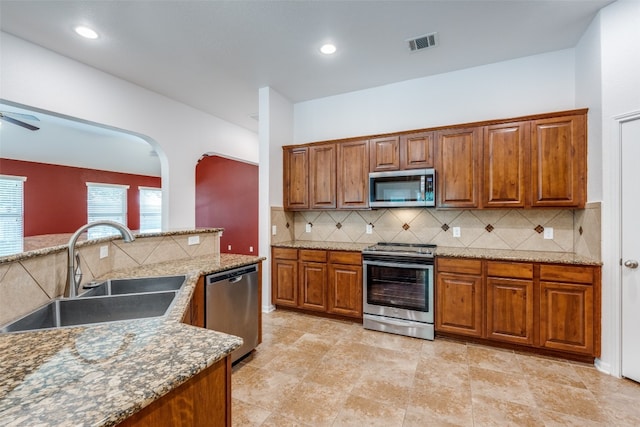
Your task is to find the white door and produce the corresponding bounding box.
[622,115,640,383]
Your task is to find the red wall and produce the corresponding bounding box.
[195,156,258,256]
[0,158,160,236]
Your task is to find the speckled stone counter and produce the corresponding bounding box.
[271,241,600,266]
[436,246,601,266]
[272,240,369,252]
[0,253,264,426]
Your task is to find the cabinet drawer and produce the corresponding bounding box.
[540,264,594,284]
[328,251,361,265]
[437,257,482,275]
[273,247,298,260]
[487,262,533,279]
[300,249,327,262]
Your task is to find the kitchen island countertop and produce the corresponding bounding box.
[0,253,264,426]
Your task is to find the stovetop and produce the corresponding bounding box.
[362,242,436,258]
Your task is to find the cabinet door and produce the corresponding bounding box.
[436,127,482,208]
[530,114,586,207]
[272,258,298,307]
[539,281,594,355]
[299,262,327,311]
[337,139,369,209]
[400,131,434,169]
[436,272,483,337]
[309,144,337,209]
[370,136,400,172]
[328,263,362,318]
[284,147,309,210]
[486,277,534,345]
[483,122,528,208]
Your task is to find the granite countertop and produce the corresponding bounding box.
[271,241,601,266]
[0,253,264,427]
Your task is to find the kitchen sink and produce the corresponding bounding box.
[0,291,178,334]
[80,275,186,297]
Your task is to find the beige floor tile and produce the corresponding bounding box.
[231,310,640,426]
[469,366,536,407]
[351,366,415,408]
[528,381,607,422]
[471,394,543,426]
[274,381,347,426]
[333,394,406,427]
[406,383,473,425]
[232,368,301,411]
[517,353,587,389]
[467,344,521,374]
[232,398,271,426]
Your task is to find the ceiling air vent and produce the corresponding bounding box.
[407,32,438,52]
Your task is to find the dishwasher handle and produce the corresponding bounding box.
[206,264,258,284]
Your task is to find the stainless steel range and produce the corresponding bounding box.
[362,242,436,340]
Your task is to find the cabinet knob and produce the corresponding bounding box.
[624,260,639,269]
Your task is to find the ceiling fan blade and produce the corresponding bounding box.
[1,112,40,122]
[0,115,40,131]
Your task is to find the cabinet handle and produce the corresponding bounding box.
[624,260,639,269]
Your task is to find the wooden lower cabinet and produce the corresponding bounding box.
[117,355,231,427]
[436,258,483,337]
[327,251,362,318]
[182,276,206,328]
[539,264,596,355]
[272,247,362,319]
[436,257,600,360]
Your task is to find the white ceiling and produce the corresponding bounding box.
[0,0,612,174]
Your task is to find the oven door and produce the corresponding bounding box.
[363,259,434,323]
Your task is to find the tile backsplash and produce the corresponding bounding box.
[271,203,602,257]
[0,232,220,326]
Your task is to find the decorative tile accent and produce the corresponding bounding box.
[442,224,450,232]
[485,224,494,233]
[534,225,544,234]
[402,223,410,231]
[336,223,342,229]
[579,226,583,235]
[286,222,290,229]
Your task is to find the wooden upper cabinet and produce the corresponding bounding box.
[370,136,400,172]
[309,144,337,209]
[337,139,369,209]
[530,114,586,207]
[483,122,529,208]
[436,127,483,208]
[284,147,309,210]
[400,131,434,169]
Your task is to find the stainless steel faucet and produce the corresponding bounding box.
[67,220,135,298]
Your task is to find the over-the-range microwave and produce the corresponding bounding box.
[369,168,435,208]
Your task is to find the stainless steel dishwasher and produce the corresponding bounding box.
[205,264,259,363]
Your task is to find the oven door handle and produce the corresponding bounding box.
[363,260,433,270]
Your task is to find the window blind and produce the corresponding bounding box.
[86,182,129,239]
[139,186,162,232]
[0,175,26,256]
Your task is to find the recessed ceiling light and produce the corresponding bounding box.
[75,26,99,39]
[320,43,337,55]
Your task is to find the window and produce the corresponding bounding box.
[139,186,162,232]
[86,182,129,239]
[0,175,27,256]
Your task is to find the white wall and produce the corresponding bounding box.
[0,32,259,230]
[595,0,640,377]
[258,87,293,312]
[294,49,576,144]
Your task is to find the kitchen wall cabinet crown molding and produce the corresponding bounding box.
[283,108,587,211]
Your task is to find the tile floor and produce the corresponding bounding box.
[232,310,640,426]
